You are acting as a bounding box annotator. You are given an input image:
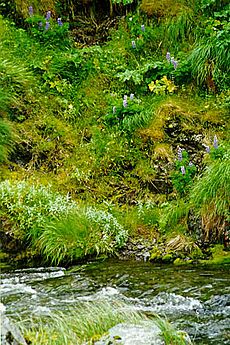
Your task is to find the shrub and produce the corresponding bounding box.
[25,14,70,47]
[0,180,76,240]
[104,95,151,133]
[39,207,128,264]
[171,149,196,196]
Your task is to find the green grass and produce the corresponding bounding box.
[18,301,190,345]
[0,119,14,162]
[39,207,128,264]
[190,155,230,241]
[190,156,230,218]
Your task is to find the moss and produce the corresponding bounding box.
[150,247,162,262]
[200,245,230,265]
[0,250,9,260]
[162,253,174,263]
[173,258,193,266]
[0,251,11,269]
[190,246,204,260]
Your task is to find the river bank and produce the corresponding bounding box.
[1,260,230,344]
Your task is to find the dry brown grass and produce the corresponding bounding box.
[140,0,188,18]
[166,234,199,253]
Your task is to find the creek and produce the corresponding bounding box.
[1,260,230,344]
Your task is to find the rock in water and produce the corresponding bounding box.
[95,321,164,345]
[0,303,27,345]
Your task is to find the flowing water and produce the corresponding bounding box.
[1,260,230,344]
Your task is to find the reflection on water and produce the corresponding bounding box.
[1,260,230,344]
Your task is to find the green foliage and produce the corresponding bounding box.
[112,0,134,4]
[136,201,159,228]
[189,18,230,90]
[0,180,128,263]
[39,207,128,264]
[190,150,230,218]
[189,146,230,241]
[0,180,76,240]
[165,8,196,48]
[0,120,14,162]
[0,0,229,255]
[119,201,159,238]
[155,316,190,345]
[19,301,189,345]
[159,199,190,233]
[0,56,35,101]
[104,95,149,132]
[171,150,197,196]
[198,0,230,16]
[25,14,70,47]
[148,76,177,95]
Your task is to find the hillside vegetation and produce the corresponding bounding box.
[0,0,229,266]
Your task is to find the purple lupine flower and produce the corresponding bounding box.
[45,21,50,30]
[141,25,145,32]
[123,99,128,108]
[113,106,116,114]
[171,57,178,69]
[213,135,218,149]
[38,21,43,28]
[131,41,136,49]
[130,93,134,100]
[29,6,33,16]
[178,147,183,161]
[46,10,51,20]
[166,52,171,62]
[181,166,186,175]
[57,18,63,26]
[204,145,210,153]
[124,95,128,101]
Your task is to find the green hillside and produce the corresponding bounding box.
[0,0,229,266]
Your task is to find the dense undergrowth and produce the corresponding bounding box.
[0,0,229,266]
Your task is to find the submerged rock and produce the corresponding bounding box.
[0,303,27,345]
[95,321,164,345]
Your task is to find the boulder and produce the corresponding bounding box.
[0,303,27,345]
[95,321,164,345]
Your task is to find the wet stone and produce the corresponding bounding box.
[0,303,27,345]
[95,322,164,345]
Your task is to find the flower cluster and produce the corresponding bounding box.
[166,52,178,69]
[172,148,196,195]
[28,5,64,29]
[204,135,219,154]
[131,24,146,48]
[122,93,135,108]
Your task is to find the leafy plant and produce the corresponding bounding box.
[39,207,128,264]
[148,76,177,95]
[25,12,70,47]
[171,149,196,196]
[104,95,146,132]
[0,181,76,240]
